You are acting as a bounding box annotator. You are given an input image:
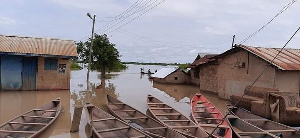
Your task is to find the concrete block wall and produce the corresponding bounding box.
[190,70,200,86]
[199,65,218,94]
[37,57,71,90]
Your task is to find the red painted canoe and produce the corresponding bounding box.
[191,93,232,138]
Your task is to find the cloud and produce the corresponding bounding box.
[0,15,16,25]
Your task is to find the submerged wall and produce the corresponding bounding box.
[0,55,22,90]
[37,57,71,90]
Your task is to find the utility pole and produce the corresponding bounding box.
[232,35,236,48]
[87,13,96,91]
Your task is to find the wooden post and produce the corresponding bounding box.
[70,106,83,133]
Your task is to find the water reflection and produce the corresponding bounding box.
[0,64,228,137]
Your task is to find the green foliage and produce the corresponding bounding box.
[76,34,125,73]
[178,64,189,69]
[71,60,82,70]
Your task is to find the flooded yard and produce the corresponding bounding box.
[0,64,227,138]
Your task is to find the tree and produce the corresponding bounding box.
[76,33,124,78]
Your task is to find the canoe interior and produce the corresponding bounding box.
[227,104,265,120]
[85,104,151,138]
[0,98,60,138]
[227,116,278,138]
[147,95,208,138]
[106,95,184,138]
[228,105,299,137]
[191,93,232,137]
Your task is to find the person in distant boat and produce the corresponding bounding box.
[155,70,157,73]
[148,69,151,74]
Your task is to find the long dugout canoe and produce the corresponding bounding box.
[0,98,61,138]
[227,115,279,138]
[107,94,185,138]
[84,103,152,138]
[226,104,300,138]
[147,94,209,138]
[191,93,232,138]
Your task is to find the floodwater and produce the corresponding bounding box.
[0,64,228,138]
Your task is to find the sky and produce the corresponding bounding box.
[0,0,300,63]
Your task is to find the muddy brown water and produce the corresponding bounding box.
[0,64,227,138]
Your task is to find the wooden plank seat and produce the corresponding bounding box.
[155,113,181,116]
[237,132,267,135]
[8,122,47,126]
[93,118,116,122]
[194,111,220,114]
[267,129,296,132]
[110,103,125,105]
[195,117,222,120]
[170,126,199,129]
[130,136,146,138]
[195,106,215,109]
[162,120,190,122]
[0,130,37,134]
[97,126,130,133]
[196,101,207,104]
[115,109,136,112]
[33,109,56,112]
[198,124,230,129]
[143,127,167,130]
[22,115,54,119]
[123,116,148,120]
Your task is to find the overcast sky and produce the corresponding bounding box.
[0,0,299,63]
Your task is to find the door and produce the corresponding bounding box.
[22,58,37,90]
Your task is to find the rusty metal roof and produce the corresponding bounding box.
[0,35,78,57]
[188,54,217,68]
[240,45,300,70]
[215,45,300,71]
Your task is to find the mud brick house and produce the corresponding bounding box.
[188,54,217,86]
[152,67,190,84]
[204,45,300,99]
[0,35,77,91]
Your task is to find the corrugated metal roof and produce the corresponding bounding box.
[240,45,300,70]
[188,54,217,68]
[0,35,78,57]
[214,45,300,71]
[151,67,178,78]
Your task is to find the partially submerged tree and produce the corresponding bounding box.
[77,34,124,77]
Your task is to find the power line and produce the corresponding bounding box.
[209,27,300,137]
[239,0,297,44]
[95,0,146,32]
[116,29,232,48]
[105,0,166,34]
[98,0,162,34]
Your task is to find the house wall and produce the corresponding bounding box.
[199,64,218,94]
[37,57,71,90]
[217,50,276,99]
[190,67,200,86]
[274,70,300,95]
[153,70,190,84]
[0,55,22,90]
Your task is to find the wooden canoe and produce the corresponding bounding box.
[0,98,61,138]
[106,94,185,138]
[84,103,152,138]
[227,115,279,138]
[226,104,299,138]
[147,94,209,138]
[191,93,232,138]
